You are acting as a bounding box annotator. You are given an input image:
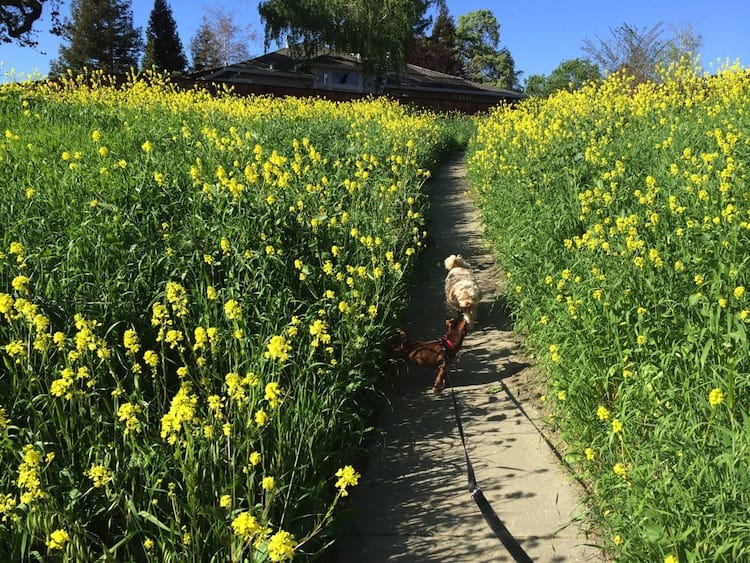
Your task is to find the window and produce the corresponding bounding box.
[332,71,358,86]
[315,69,360,90]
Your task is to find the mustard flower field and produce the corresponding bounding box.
[0,72,457,561]
[468,63,750,562]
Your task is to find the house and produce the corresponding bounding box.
[189,47,525,113]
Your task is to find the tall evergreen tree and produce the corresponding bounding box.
[142,0,187,73]
[407,5,462,76]
[431,5,456,49]
[50,0,143,75]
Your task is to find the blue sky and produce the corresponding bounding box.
[1,0,748,83]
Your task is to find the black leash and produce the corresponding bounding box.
[446,374,535,563]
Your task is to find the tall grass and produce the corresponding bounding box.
[467,62,750,562]
[0,70,456,561]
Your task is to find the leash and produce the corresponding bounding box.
[446,372,535,563]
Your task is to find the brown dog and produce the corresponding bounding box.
[390,317,468,392]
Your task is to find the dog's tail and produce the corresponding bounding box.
[444,254,469,271]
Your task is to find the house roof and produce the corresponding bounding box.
[189,47,525,108]
[388,63,524,100]
[191,48,315,82]
[192,47,363,80]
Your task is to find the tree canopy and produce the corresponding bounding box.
[456,9,520,89]
[582,22,702,83]
[257,0,440,73]
[50,0,142,75]
[525,58,601,97]
[0,0,61,45]
[142,0,187,73]
[407,5,462,76]
[189,6,254,71]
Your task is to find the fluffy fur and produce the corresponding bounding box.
[390,318,468,392]
[444,254,481,328]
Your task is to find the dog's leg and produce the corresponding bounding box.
[432,362,446,393]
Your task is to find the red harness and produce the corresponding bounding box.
[440,328,464,359]
[442,336,459,354]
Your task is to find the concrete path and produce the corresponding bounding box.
[334,153,605,562]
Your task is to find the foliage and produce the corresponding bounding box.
[0,0,61,45]
[468,62,750,561]
[0,70,455,561]
[524,58,601,97]
[188,20,218,72]
[407,5,462,76]
[142,0,187,74]
[582,22,703,83]
[455,9,520,89]
[189,6,254,72]
[257,0,439,75]
[50,0,143,76]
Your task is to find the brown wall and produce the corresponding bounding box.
[171,77,518,114]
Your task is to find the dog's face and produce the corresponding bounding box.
[445,317,468,336]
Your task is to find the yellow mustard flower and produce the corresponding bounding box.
[255,409,268,426]
[709,388,724,407]
[85,464,113,488]
[46,529,70,550]
[264,382,283,408]
[231,511,261,540]
[262,476,275,491]
[267,530,296,562]
[265,336,291,362]
[334,465,360,496]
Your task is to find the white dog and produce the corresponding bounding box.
[444,254,481,328]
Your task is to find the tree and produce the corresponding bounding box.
[50,0,142,75]
[525,58,601,97]
[455,9,520,89]
[257,0,440,74]
[663,23,702,69]
[582,22,702,83]
[189,20,217,72]
[189,6,254,71]
[523,73,546,97]
[1,0,62,46]
[410,0,437,38]
[407,5,462,75]
[142,0,187,73]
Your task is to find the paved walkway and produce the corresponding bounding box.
[334,153,605,562]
